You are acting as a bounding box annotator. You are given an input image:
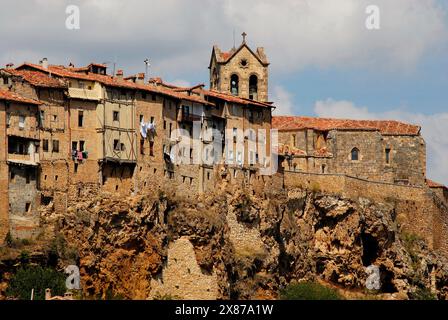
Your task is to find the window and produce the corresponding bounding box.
[321,164,326,174]
[26,170,31,184]
[152,93,156,101]
[249,75,258,100]
[74,163,78,173]
[142,92,147,99]
[233,127,237,143]
[55,175,59,181]
[25,202,31,213]
[10,171,15,182]
[113,111,119,121]
[52,140,59,153]
[52,115,58,122]
[290,134,296,147]
[79,140,85,151]
[230,74,239,96]
[6,113,10,127]
[113,139,120,151]
[150,141,154,156]
[237,152,242,165]
[140,139,145,155]
[163,120,166,130]
[351,148,359,161]
[72,141,78,151]
[39,110,44,126]
[150,116,154,124]
[385,148,391,164]
[78,111,84,127]
[43,139,49,152]
[139,115,144,123]
[19,115,25,129]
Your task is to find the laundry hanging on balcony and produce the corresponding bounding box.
[140,120,156,139]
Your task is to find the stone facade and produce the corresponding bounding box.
[0,42,443,251]
[210,37,269,102]
[274,116,426,186]
[149,237,219,300]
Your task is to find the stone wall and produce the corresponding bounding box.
[149,237,219,300]
[213,45,269,102]
[278,128,426,186]
[0,102,8,244]
[284,170,448,257]
[8,165,40,239]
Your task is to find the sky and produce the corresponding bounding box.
[1,0,447,183]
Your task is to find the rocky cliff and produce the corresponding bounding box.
[2,185,448,300]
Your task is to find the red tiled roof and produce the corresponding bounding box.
[15,63,213,106]
[2,69,67,88]
[272,116,421,136]
[203,89,273,108]
[0,89,41,105]
[426,179,447,189]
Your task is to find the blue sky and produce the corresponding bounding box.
[0,0,447,183]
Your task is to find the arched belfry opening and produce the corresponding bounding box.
[230,74,239,96]
[211,67,218,90]
[249,74,258,100]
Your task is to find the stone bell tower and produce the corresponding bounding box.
[209,32,270,102]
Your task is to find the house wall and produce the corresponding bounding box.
[68,99,101,185]
[8,165,40,239]
[0,102,9,244]
[99,89,137,162]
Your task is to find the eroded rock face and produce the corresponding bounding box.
[31,187,448,300]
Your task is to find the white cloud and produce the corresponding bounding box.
[314,99,448,185]
[168,79,192,88]
[271,86,296,116]
[0,0,446,77]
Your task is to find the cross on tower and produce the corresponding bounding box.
[242,32,247,43]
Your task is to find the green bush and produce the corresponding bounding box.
[6,266,66,300]
[280,281,343,300]
[410,287,437,300]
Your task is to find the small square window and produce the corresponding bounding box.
[113,111,119,121]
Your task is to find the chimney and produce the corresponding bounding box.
[41,58,48,69]
[136,73,145,84]
[116,69,123,80]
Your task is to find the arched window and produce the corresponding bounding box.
[230,74,239,96]
[351,148,359,161]
[249,75,258,100]
[211,68,218,89]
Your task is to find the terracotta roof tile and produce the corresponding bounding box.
[203,89,273,108]
[15,63,213,106]
[0,89,41,105]
[426,179,447,189]
[272,116,421,136]
[2,69,67,88]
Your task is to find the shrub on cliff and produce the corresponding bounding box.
[280,281,343,300]
[6,266,66,300]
